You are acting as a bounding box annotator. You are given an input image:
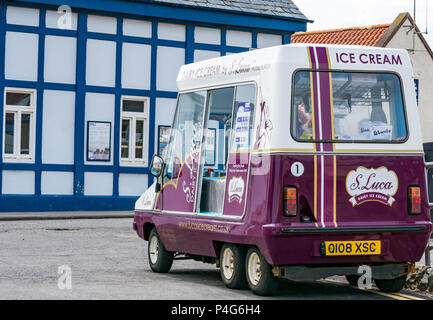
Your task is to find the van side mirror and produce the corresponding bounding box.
[150,155,164,178]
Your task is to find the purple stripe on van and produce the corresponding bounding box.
[323,155,335,227]
[319,71,334,152]
[309,46,317,69]
[316,46,329,69]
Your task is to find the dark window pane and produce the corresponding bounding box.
[121,119,130,158]
[6,92,31,106]
[20,114,30,155]
[122,100,144,113]
[135,120,144,159]
[5,113,14,154]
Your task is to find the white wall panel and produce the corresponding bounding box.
[194,50,220,62]
[86,39,116,87]
[84,93,115,165]
[122,43,151,90]
[84,172,113,196]
[41,171,74,195]
[5,32,38,81]
[119,174,148,196]
[195,27,220,45]
[46,10,78,30]
[123,19,152,38]
[87,15,117,34]
[158,23,185,41]
[44,36,77,84]
[42,90,75,164]
[155,98,177,154]
[2,170,35,195]
[257,33,282,48]
[157,46,185,91]
[7,6,39,27]
[226,30,252,48]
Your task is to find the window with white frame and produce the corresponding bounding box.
[3,88,36,162]
[120,96,149,166]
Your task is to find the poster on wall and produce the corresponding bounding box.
[87,121,111,162]
[158,125,171,157]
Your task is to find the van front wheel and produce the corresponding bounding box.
[148,228,173,273]
[220,244,247,289]
[245,248,279,296]
[375,275,407,293]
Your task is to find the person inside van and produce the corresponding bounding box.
[296,102,313,139]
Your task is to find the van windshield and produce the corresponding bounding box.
[292,71,407,143]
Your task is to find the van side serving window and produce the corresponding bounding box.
[292,71,407,143]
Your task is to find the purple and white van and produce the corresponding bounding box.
[133,44,432,296]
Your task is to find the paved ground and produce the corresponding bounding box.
[0,218,428,300]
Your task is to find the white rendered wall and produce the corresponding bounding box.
[157,46,185,91]
[46,10,78,30]
[6,6,39,27]
[119,174,148,196]
[84,93,115,165]
[158,23,185,41]
[44,35,77,84]
[87,15,117,34]
[84,172,113,196]
[195,27,220,45]
[41,171,74,195]
[86,39,116,87]
[194,50,220,62]
[2,170,35,195]
[122,43,151,90]
[257,33,282,48]
[226,30,252,48]
[5,32,39,81]
[123,19,152,38]
[42,90,75,164]
[386,26,433,142]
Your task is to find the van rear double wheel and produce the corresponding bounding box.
[245,247,279,296]
[375,275,407,293]
[148,228,173,273]
[220,244,247,289]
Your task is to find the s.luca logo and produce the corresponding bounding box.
[345,167,398,207]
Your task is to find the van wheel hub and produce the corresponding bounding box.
[222,248,235,280]
[149,235,159,264]
[248,252,261,286]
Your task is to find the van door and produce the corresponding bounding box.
[158,91,206,213]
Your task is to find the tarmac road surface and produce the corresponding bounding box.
[0,218,428,300]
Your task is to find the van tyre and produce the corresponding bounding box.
[375,275,407,293]
[220,244,247,289]
[148,228,173,273]
[345,275,360,287]
[245,247,279,296]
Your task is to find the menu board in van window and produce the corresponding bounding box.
[234,102,251,150]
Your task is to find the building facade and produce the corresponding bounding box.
[292,12,433,143]
[0,0,308,212]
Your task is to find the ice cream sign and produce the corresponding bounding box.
[345,167,398,207]
[335,52,403,66]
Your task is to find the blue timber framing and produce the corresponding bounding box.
[0,0,306,212]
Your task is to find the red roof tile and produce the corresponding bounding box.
[291,24,391,47]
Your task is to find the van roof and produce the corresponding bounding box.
[176,43,410,91]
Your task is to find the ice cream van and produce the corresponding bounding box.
[133,43,432,296]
